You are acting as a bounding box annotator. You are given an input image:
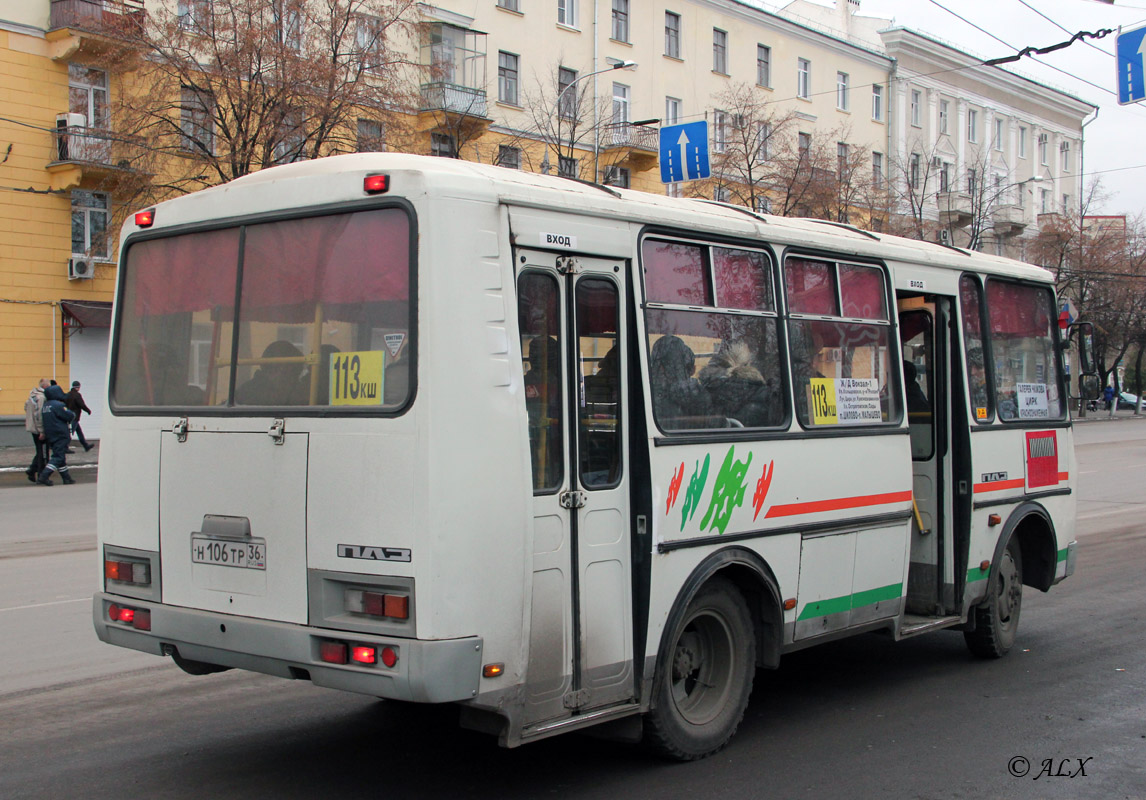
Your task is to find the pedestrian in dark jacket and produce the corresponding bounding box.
[65,380,94,452]
[38,384,76,486]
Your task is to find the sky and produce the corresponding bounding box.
[759,0,1146,216]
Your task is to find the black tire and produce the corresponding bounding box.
[644,577,755,761]
[964,536,1023,658]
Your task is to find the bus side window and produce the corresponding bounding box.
[518,273,564,493]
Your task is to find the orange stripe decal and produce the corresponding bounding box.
[765,490,913,519]
[973,478,1025,493]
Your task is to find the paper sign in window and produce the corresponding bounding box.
[329,351,385,405]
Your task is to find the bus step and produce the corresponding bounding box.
[899,614,962,638]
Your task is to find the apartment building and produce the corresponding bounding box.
[782,0,1096,260]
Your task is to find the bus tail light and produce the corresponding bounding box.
[320,641,348,665]
[105,558,151,586]
[363,174,389,194]
[345,589,410,621]
[351,646,376,665]
[107,603,150,630]
[135,208,155,227]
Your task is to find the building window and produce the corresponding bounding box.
[273,111,306,163]
[714,186,730,203]
[1062,193,1071,213]
[355,15,386,73]
[611,0,628,42]
[1060,141,1071,171]
[431,132,456,158]
[872,151,883,189]
[966,167,977,194]
[939,100,948,134]
[665,12,680,58]
[498,51,519,105]
[71,190,110,259]
[1038,133,1048,165]
[1019,126,1027,158]
[754,195,771,214]
[602,165,630,187]
[910,152,920,190]
[967,109,978,143]
[910,90,921,126]
[757,121,772,160]
[177,0,210,31]
[837,142,848,178]
[1040,188,1049,213]
[498,145,521,169]
[558,155,578,178]
[665,96,681,125]
[498,0,520,11]
[713,29,728,74]
[797,58,810,99]
[836,72,849,111]
[68,63,109,132]
[940,162,950,193]
[558,67,578,119]
[273,2,302,50]
[356,118,384,152]
[612,82,630,126]
[757,45,771,87]
[713,110,728,153]
[994,118,1004,151]
[180,87,215,154]
[798,131,811,159]
[871,84,882,121]
[558,0,577,26]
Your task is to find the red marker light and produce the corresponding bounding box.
[351,646,376,665]
[133,609,151,631]
[320,641,348,665]
[363,174,389,194]
[380,646,398,668]
[135,209,155,227]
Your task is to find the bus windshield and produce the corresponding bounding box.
[112,207,413,410]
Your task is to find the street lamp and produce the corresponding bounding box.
[549,60,637,177]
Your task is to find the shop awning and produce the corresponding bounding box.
[61,299,113,330]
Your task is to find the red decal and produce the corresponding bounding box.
[751,460,775,521]
[765,490,913,519]
[973,479,1025,493]
[1025,431,1059,488]
[666,462,685,514]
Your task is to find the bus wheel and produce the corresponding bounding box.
[964,536,1023,658]
[645,577,755,760]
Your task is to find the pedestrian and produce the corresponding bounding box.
[37,384,76,486]
[23,378,49,483]
[1103,384,1115,410]
[65,380,94,452]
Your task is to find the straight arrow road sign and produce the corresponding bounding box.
[1116,25,1146,105]
[659,121,710,184]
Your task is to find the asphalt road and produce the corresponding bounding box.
[1,421,1144,799]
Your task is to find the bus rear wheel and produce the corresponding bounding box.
[644,577,755,761]
[964,536,1023,658]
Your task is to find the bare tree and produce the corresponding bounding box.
[94,0,419,212]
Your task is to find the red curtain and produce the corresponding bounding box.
[785,258,837,315]
[839,264,887,320]
[987,281,1052,338]
[642,239,711,306]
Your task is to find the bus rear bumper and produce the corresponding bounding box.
[92,593,482,703]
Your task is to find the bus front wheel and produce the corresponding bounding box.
[964,536,1023,658]
[644,577,755,760]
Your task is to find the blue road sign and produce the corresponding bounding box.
[1116,25,1146,105]
[659,121,710,184]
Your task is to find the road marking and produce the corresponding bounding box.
[0,598,87,613]
[1078,506,1144,521]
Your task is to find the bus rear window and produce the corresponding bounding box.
[112,207,413,410]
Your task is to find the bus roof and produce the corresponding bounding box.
[140,153,1055,284]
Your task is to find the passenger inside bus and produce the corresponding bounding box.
[903,360,930,412]
[235,340,308,406]
[699,341,780,427]
[649,334,710,428]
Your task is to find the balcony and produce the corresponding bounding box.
[47,123,148,191]
[419,82,488,119]
[598,122,660,172]
[992,204,1028,237]
[937,191,972,228]
[47,0,144,59]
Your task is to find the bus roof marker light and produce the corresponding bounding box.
[135,209,155,227]
[363,174,389,194]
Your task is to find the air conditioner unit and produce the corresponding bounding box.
[56,112,86,161]
[68,257,95,281]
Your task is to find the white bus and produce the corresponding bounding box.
[94,154,1090,760]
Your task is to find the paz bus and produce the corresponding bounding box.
[94,154,1089,760]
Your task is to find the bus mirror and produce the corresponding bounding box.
[1070,321,1095,375]
[1079,374,1100,402]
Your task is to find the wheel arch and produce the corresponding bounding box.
[659,547,784,672]
[992,502,1058,593]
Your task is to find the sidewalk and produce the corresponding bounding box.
[0,440,100,472]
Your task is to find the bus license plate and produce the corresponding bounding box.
[191,535,266,570]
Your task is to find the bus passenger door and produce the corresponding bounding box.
[517,251,634,728]
[898,297,958,619]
